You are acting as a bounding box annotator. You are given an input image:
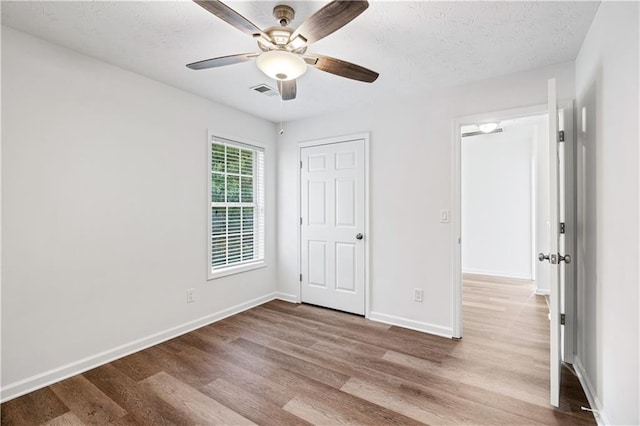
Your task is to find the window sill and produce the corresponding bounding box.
[208,261,267,280]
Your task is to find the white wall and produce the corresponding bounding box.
[1,27,278,400]
[573,2,639,425]
[462,126,535,279]
[277,62,575,336]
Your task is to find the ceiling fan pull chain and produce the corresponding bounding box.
[279,95,284,135]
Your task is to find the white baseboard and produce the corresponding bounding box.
[0,292,279,403]
[274,292,299,303]
[573,356,609,425]
[462,268,533,281]
[368,312,452,338]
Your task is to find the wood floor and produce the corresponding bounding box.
[2,275,595,425]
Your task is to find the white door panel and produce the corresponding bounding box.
[336,178,356,226]
[308,240,327,287]
[547,78,563,408]
[301,139,365,315]
[335,243,356,292]
[307,180,327,225]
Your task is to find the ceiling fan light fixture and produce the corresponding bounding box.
[256,50,307,81]
[478,122,499,133]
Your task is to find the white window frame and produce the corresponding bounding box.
[208,131,266,280]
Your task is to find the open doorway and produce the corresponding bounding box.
[452,102,576,355]
[460,113,549,289]
[457,111,555,367]
[459,113,551,351]
[452,103,561,339]
[452,97,578,409]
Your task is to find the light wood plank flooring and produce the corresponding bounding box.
[2,276,595,425]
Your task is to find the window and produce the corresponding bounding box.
[209,135,265,278]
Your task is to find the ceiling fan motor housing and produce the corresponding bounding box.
[273,5,295,26]
[257,26,307,54]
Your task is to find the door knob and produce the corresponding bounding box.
[356,233,363,240]
[539,252,572,264]
[559,254,572,264]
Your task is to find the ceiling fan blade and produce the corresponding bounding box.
[186,53,257,70]
[278,80,297,101]
[193,1,266,38]
[306,54,379,83]
[290,0,369,45]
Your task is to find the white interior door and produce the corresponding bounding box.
[300,139,365,315]
[559,102,576,365]
[545,78,565,408]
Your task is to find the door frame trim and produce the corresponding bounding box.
[297,132,371,317]
[451,102,575,345]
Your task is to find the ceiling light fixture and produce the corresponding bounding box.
[478,122,499,133]
[462,128,504,138]
[256,50,307,81]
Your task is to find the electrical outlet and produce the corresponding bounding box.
[413,288,424,302]
[187,288,195,303]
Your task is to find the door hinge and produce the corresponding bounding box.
[300,217,303,225]
[560,222,565,234]
[300,160,303,169]
[560,313,566,325]
[299,273,302,282]
[558,130,565,142]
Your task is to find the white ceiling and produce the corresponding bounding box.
[1,1,599,123]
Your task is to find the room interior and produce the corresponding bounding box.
[1,1,638,424]
[461,114,548,285]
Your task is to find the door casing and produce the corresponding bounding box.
[297,132,371,317]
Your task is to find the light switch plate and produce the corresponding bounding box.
[440,209,450,223]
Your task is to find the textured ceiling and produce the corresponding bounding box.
[1,1,599,123]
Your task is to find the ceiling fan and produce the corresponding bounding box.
[187,0,379,101]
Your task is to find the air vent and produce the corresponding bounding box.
[251,84,278,97]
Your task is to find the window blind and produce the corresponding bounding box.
[210,137,265,272]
